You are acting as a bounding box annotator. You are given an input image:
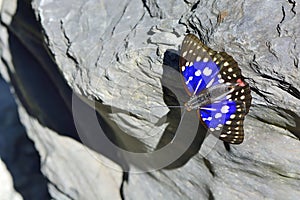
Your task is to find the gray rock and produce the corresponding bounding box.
[1,0,300,199]
[0,159,22,200]
[0,0,122,199]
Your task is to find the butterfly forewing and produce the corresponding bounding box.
[179,34,220,96]
[180,34,252,144]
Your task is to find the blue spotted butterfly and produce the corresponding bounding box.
[180,34,252,144]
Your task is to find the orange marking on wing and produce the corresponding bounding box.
[237,78,245,87]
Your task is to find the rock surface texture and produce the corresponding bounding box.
[0,0,300,199]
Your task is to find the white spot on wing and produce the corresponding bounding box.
[182,66,185,71]
[230,114,236,119]
[224,62,230,67]
[226,120,232,125]
[195,70,201,76]
[203,57,209,62]
[215,113,222,118]
[182,51,187,57]
[186,76,193,84]
[221,105,229,113]
[218,79,224,83]
[203,67,212,76]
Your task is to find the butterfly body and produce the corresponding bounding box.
[179,34,252,144]
[185,83,236,111]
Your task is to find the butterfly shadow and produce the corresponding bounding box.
[153,49,208,169]
[284,110,300,140]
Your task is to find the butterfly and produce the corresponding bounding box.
[179,34,252,144]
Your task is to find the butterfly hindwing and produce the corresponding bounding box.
[198,86,249,144]
[216,82,251,144]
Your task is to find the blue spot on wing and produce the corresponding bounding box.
[182,61,220,95]
[199,100,236,128]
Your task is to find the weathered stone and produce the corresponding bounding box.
[0,159,22,200]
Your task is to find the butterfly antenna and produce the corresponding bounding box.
[149,105,185,109]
